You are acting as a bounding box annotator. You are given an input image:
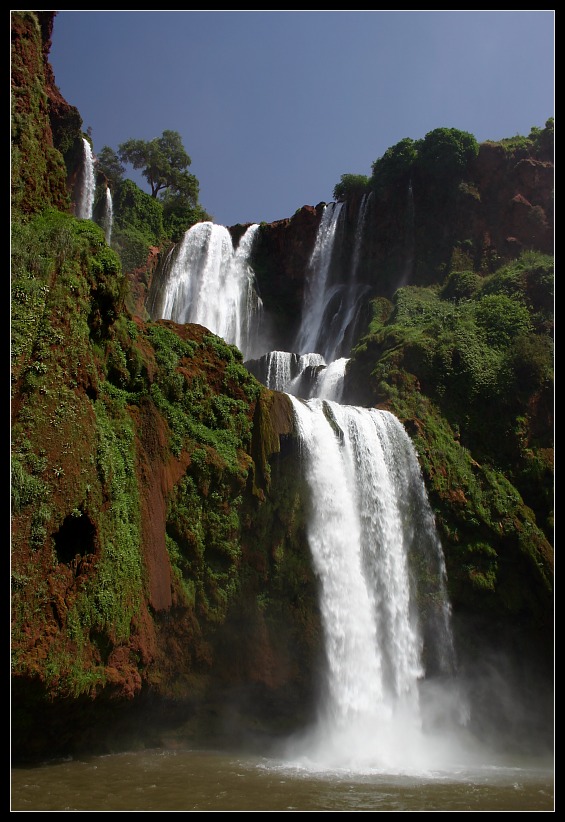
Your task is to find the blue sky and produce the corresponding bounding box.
[49,10,555,228]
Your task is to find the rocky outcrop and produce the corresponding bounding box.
[10,11,71,214]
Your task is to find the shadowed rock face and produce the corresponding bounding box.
[11,11,553,763]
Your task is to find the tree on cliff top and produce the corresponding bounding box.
[118,129,200,202]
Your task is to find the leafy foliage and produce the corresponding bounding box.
[112,179,163,242]
[96,145,125,187]
[333,174,370,201]
[118,129,199,201]
[371,137,418,195]
[161,190,212,243]
[415,127,479,184]
[498,117,554,161]
[350,250,553,541]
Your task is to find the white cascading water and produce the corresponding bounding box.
[75,137,96,220]
[350,190,372,283]
[286,353,325,396]
[157,221,263,361]
[313,356,349,402]
[293,202,344,358]
[285,397,466,772]
[269,195,468,772]
[319,191,373,363]
[249,199,372,400]
[102,186,113,245]
[293,197,373,364]
[254,351,346,402]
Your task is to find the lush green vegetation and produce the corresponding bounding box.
[117,130,198,200]
[350,248,554,561]
[333,173,370,201]
[10,205,148,696]
[10,201,269,694]
[10,10,553,758]
[94,131,213,261]
[10,11,70,215]
[335,120,553,211]
[497,117,554,159]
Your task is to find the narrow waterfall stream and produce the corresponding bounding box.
[74,136,96,220]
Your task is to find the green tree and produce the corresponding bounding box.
[370,137,418,194]
[529,117,554,160]
[118,130,199,201]
[96,146,125,187]
[333,174,370,201]
[415,127,479,183]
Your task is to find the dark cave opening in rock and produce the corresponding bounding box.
[53,512,96,565]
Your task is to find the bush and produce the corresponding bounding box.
[112,179,163,245]
[333,174,370,201]
[441,270,481,302]
[474,294,532,348]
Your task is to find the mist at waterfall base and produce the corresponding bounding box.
[35,194,553,809]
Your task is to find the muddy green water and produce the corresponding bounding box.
[11,747,554,812]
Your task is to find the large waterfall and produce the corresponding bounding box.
[149,221,263,361]
[74,137,96,221]
[285,396,464,771]
[145,203,468,771]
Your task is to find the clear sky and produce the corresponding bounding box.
[48,10,555,228]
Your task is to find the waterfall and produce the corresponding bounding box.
[102,187,113,244]
[398,180,415,289]
[350,190,372,283]
[293,199,372,365]
[154,221,263,361]
[293,202,344,359]
[315,191,373,363]
[143,194,465,772]
[286,396,462,771]
[75,137,96,220]
[246,350,346,401]
[313,357,349,402]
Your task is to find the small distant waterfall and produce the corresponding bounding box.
[321,192,373,363]
[293,202,344,359]
[247,350,348,402]
[398,181,415,289]
[293,199,372,365]
[350,191,372,283]
[102,187,113,244]
[75,137,96,220]
[287,396,460,770]
[151,221,263,361]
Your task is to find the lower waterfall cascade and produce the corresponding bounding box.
[282,396,473,771]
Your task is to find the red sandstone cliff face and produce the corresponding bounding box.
[463,142,553,261]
